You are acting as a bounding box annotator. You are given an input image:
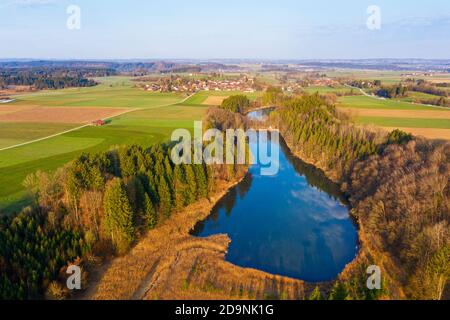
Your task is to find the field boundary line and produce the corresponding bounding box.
[0,93,197,152]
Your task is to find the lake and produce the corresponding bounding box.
[191,110,358,282]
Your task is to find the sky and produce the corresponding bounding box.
[0,0,449,60]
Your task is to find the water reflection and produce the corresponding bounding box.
[192,111,358,282]
[246,107,275,121]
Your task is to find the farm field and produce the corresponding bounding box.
[398,91,442,103]
[326,70,405,84]
[338,108,450,120]
[302,85,358,95]
[384,127,450,140]
[0,123,79,149]
[337,95,447,110]
[0,106,129,124]
[2,75,449,214]
[338,95,450,140]
[183,90,261,106]
[0,78,209,214]
[327,70,450,85]
[11,76,183,109]
[356,117,450,129]
[0,103,207,214]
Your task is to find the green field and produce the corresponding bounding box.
[0,123,80,149]
[0,104,206,214]
[356,117,450,129]
[398,91,442,103]
[183,90,261,106]
[326,70,450,85]
[302,85,358,95]
[0,78,209,214]
[11,76,184,109]
[338,94,450,137]
[337,95,447,111]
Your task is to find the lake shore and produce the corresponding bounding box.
[87,173,318,300]
[280,131,405,299]
[84,126,363,300]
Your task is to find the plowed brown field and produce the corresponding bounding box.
[0,106,130,124]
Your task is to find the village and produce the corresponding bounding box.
[280,77,339,93]
[140,73,343,95]
[142,75,257,93]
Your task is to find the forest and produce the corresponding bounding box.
[220,95,251,114]
[0,67,114,90]
[0,140,247,299]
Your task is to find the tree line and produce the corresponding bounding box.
[0,67,115,90]
[269,93,449,300]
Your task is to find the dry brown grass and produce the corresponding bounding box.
[90,177,308,300]
[0,106,130,124]
[382,127,450,140]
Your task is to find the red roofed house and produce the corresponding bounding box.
[92,119,106,127]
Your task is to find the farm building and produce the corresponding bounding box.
[92,119,106,126]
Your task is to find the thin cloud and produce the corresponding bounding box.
[294,14,450,37]
[0,0,56,9]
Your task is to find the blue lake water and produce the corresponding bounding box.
[192,110,358,282]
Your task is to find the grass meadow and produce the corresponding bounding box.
[338,94,450,140]
[356,117,450,129]
[11,76,184,109]
[337,95,447,111]
[2,75,449,214]
[302,85,357,95]
[0,77,211,214]
[0,123,79,149]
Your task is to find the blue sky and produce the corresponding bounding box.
[0,0,449,59]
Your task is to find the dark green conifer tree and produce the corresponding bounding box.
[143,193,157,229]
[157,176,172,218]
[328,281,350,300]
[184,165,197,205]
[194,165,208,199]
[103,178,135,255]
[309,286,324,300]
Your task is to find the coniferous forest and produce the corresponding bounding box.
[0,142,246,299]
